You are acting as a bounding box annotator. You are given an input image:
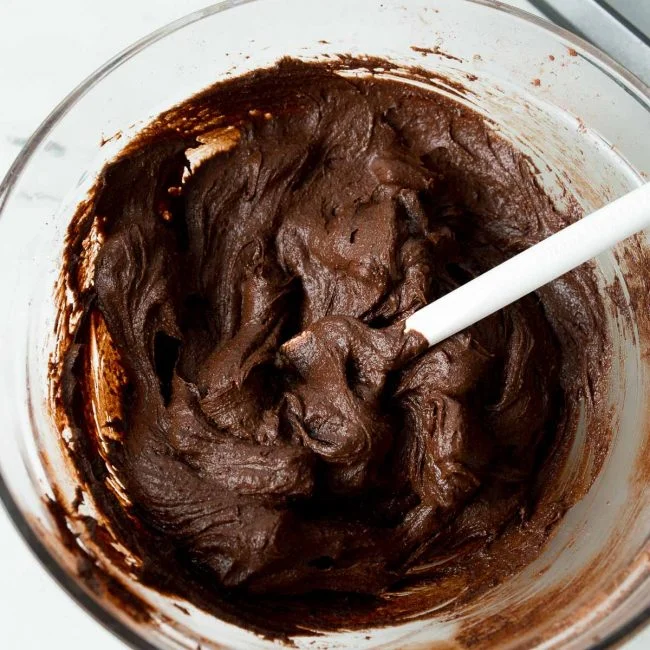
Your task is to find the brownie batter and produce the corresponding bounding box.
[55,59,610,632]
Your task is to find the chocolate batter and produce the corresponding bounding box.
[55,59,610,633]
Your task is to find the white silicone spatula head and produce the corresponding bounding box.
[404,183,650,347]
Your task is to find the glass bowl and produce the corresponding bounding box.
[0,0,649,648]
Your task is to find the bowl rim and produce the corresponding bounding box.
[0,1,649,648]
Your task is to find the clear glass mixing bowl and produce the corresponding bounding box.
[0,1,649,648]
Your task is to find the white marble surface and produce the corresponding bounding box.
[0,1,647,648]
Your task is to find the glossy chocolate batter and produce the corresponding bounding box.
[56,59,610,632]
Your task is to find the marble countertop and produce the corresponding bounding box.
[0,1,647,648]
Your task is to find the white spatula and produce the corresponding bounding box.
[404,183,650,347]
